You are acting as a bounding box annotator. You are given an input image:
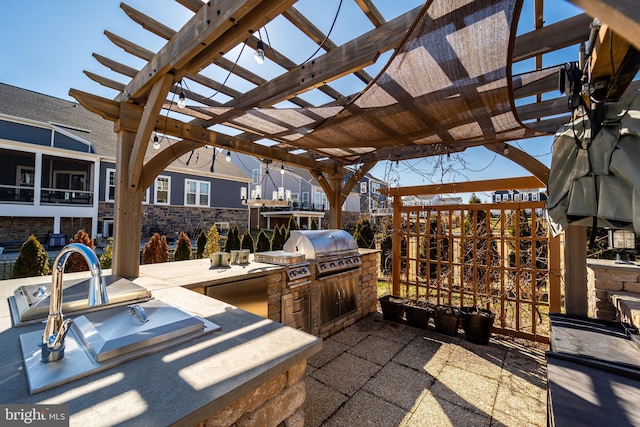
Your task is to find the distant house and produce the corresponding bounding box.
[0,83,250,248]
[229,153,328,230]
[401,194,462,206]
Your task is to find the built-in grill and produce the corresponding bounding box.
[283,230,362,277]
[283,230,361,326]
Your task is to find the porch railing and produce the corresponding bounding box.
[0,184,34,203]
[40,188,93,205]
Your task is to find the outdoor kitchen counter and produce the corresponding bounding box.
[0,266,322,426]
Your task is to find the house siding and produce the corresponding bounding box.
[0,119,50,147]
[53,132,93,153]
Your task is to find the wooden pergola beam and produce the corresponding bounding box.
[122,0,297,101]
[513,13,592,62]
[568,0,640,51]
[380,176,545,198]
[69,89,339,176]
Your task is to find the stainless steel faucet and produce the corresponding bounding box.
[41,243,109,362]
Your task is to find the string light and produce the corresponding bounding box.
[152,133,160,150]
[254,40,265,64]
[503,143,510,155]
[226,151,231,162]
[280,163,285,175]
[177,80,186,109]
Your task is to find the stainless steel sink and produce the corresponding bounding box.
[9,275,152,326]
[19,300,220,394]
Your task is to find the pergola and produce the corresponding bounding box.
[70,0,640,311]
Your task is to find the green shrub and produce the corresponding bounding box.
[100,237,113,269]
[174,231,192,261]
[271,224,285,250]
[203,225,221,257]
[12,235,49,278]
[255,230,271,252]
[143,233,169,264]
[241,231,255,253]
[224,225,241,252]
[284,216,299,242]
[196,230,207,259]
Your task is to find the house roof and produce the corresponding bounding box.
[0,83,249,181]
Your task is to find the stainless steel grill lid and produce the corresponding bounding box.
[283,230,358,259]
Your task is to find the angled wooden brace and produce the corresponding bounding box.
[128,73,175,192]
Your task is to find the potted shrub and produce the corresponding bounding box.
[459,306,496,345]
[143,233,169,264]
[404,299,435,329]
[433,305,460,336]
[378,295,407,322]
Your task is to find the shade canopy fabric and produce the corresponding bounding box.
[185,0,548,165]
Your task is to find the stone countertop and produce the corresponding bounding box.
[0,261,322,426]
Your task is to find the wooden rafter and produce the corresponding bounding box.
[122,0,297,101]
[69,89,338,176]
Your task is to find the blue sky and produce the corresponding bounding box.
[0,0,587,201]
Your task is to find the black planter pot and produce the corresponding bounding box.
[379,295,407,322]
[433,305,459,336]
[460,307,495,345]
[404,300,435,329]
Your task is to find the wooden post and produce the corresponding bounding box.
[327,173,343,229]
[564,226,588,316]
[548,234,562,313]
[392,196,401,296]
[112,128,143,278]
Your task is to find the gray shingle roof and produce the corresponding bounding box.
[0,83,249,180]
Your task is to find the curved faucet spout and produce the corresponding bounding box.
[42,243,109,362]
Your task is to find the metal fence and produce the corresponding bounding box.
[394,201,559,343]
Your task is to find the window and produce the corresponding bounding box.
[103,220,114,238]
[495,194,501,202]
[155,176,170,205]
[16,166,35,187]
[185,179,209,207]
[360,182,368,194]
[322,194,327,210]
[54,171,86,190]
[106,169,116,202]
[252,169,259,184]
[302,192,309,206]
[532,193,539,201]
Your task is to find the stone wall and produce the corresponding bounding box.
[98,202,248,239]
[0,217,52,243]
[195,360,307,427]
[587,259,640,321]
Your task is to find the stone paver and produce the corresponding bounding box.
[302,377,348,427]
[304,313,548,427]
[363,361,434,411]
[310,352,382,397]
[349,334,406,366]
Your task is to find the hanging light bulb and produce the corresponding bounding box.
[152,133,160,150]
[395,160,399,169]
[503,143,510,155]
[177,91,186,109]
[254,40,265,64]
[280,163,285,175]
[225,151,231,162]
